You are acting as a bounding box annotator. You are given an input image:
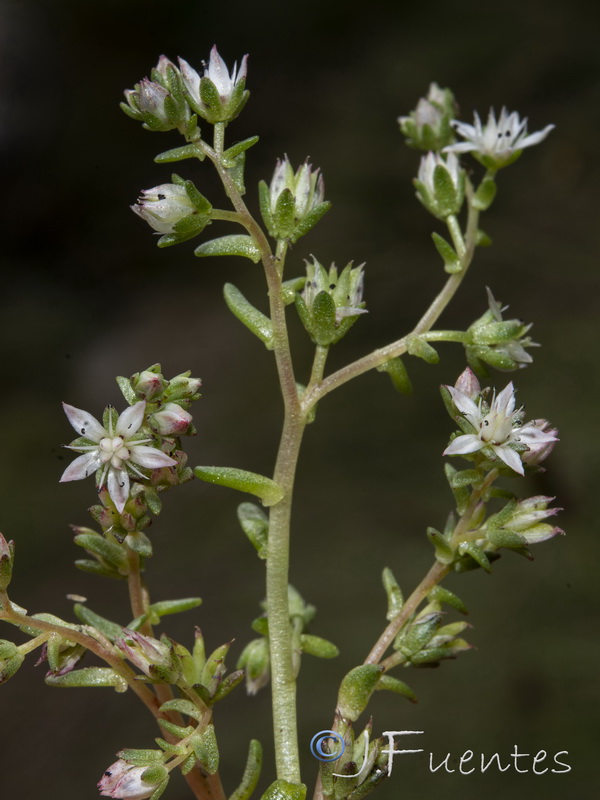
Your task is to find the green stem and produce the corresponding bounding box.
[127,547,152,635]
[421,330,469,343]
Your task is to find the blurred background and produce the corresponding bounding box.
[1,0,598,797]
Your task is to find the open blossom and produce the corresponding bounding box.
[179,45,248,122]
[268,157,325,219]
[98,759,161,799]
[60,401,177,512]
[443,381,558,476]
[444,108,554,167]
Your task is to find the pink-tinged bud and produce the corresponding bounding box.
[116,630,179,683]
[131,184,197,234]
[0,532,14,591]
[454,367,480,400]
[150,403,193,435]
[521,420,559,465]
[131,370,166,401]
[98,759,162,799]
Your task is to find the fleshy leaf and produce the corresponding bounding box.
[194,467,284,506]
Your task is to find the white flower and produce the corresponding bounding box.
[98,758,160,799]
[443,382,558,475]
[131,184,197,234]
[444,108,554,167]
[178,45,248,122]
[417,151,462,196]
[60,401,177,512]
[269,157,325,217]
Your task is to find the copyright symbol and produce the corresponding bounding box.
[310,730,345,762]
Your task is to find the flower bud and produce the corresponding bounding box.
[399,83,457,151]
[164,372,202,405]
[414,151,464,219]
[98,758,166,799]
[116,630,180,683]
[237,637,270,695]
[131,368,167,401]
[295,259,367,346]
[504,496,563,543]
[131,184,199,234]
[466,289,537,372]
[179,45,249,124]
[260,157,329,241]
[453,367,481,400]
[0,640,24,684]
[149,403,193,436]
[0,533,14,591]
[520,421,558,466]
[121,56,190,133]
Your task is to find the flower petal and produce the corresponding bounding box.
[62,403,105,442]
[493,444,524,475]
[116,401,146,438]
[443,434,483,456]
[107,468,130,513]
[60,451,102,482]
[128,445,177,469]
[446,386,481,422]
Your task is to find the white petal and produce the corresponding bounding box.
[128,445,177,469]
[117,401,146,438]
[494,444,524,475]
[518,124,555,149]
[494,383,515,415]
[443,434,483,456]
[446,386,480,421]
[62,403,105,442]
[178,57,201,98]
[60,451,102,482]
[107,468,130,513]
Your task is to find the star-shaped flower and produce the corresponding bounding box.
[443,381,558,475]
[444,108,554,168]
[60,401,177,512]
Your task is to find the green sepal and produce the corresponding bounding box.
[224,283,274,349]
[300,634,339,658]
[375,675,417,703]
[406,334,440,364]
[183,180,212,214]
[281,277,307,305]
[476,229,492,247]
[141,765,168,785]
[260,780,306,800]
[258,180,275,234]
[251,616,268,636]
[294,294,312,334]
[345,764,387,800]
[376,358,413,395]
[427,586,468,615]
[450,468,482,489]
[157,215,210,247]
[199,77,224,119]
[395,612,442,656]
[116,375,138,405]
[191,724,220,774]
[227,152,247,195]
[155,143,204,163]
[117,749,164,766]
[213,668,245,701]
[426,527,454,564]
[337,664,384,721]
[120,101,143,120]
[273,188,296,238]
[45,666,128,692]
[431,232,461,273]
[193,631,206,676]
[74,559,123,580]
[201,641,232,696]
[410,637,472,665]
[472,320,526,346]
[486,498,518,530]
[0,640,18,659]
[229,739,263,800]
[0,651,24,684]
[194,235,261,263]
[194,466,284,507]
[144,486,162,516]
[223,136,260,163]
[125,530,153,559]
[237,502,269,559]
[290,201,331,243]
[311,290,337,346]
[382,567,404,621]
[433,164,458,217]
[487,528,530,553]
[158,719,194,738]
[149,780,170,800]
[472,177,497,211]
[73,604,123,641]
[457,541,491,572]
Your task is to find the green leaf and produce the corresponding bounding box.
[73,532,128,572]
[376,357,413,395]
[427,586,468,614]
[194,466,284,506]
[375,675,417,703]
[300,634,339,658]
[337,664,384,721]
[223,136,260,162]
[457,541,491,572]
[281,277,307,305]
[125,530,153,558]
[426,527,454,564]
[45,667,128,692]
[195,235,261,263]
[260,780,306,800]
[431,232,462,273]
[224,284,274,349]
[116,375,138,405]
[191,724,220,774]
[155,144,204,163]
[395,612,442,656]
[273,188,296,238]
[73,604,123,641]
[158,719,194,738]
[237,502,269,559]
[406,334,440,364]
[382,567,404,621]
[74,559,123,580]
[213,669,245,701]
[229,740,263,800]
[472,177,497,211]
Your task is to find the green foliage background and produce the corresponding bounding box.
[1,0,597,797]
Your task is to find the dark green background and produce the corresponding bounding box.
[1,0,597,797]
